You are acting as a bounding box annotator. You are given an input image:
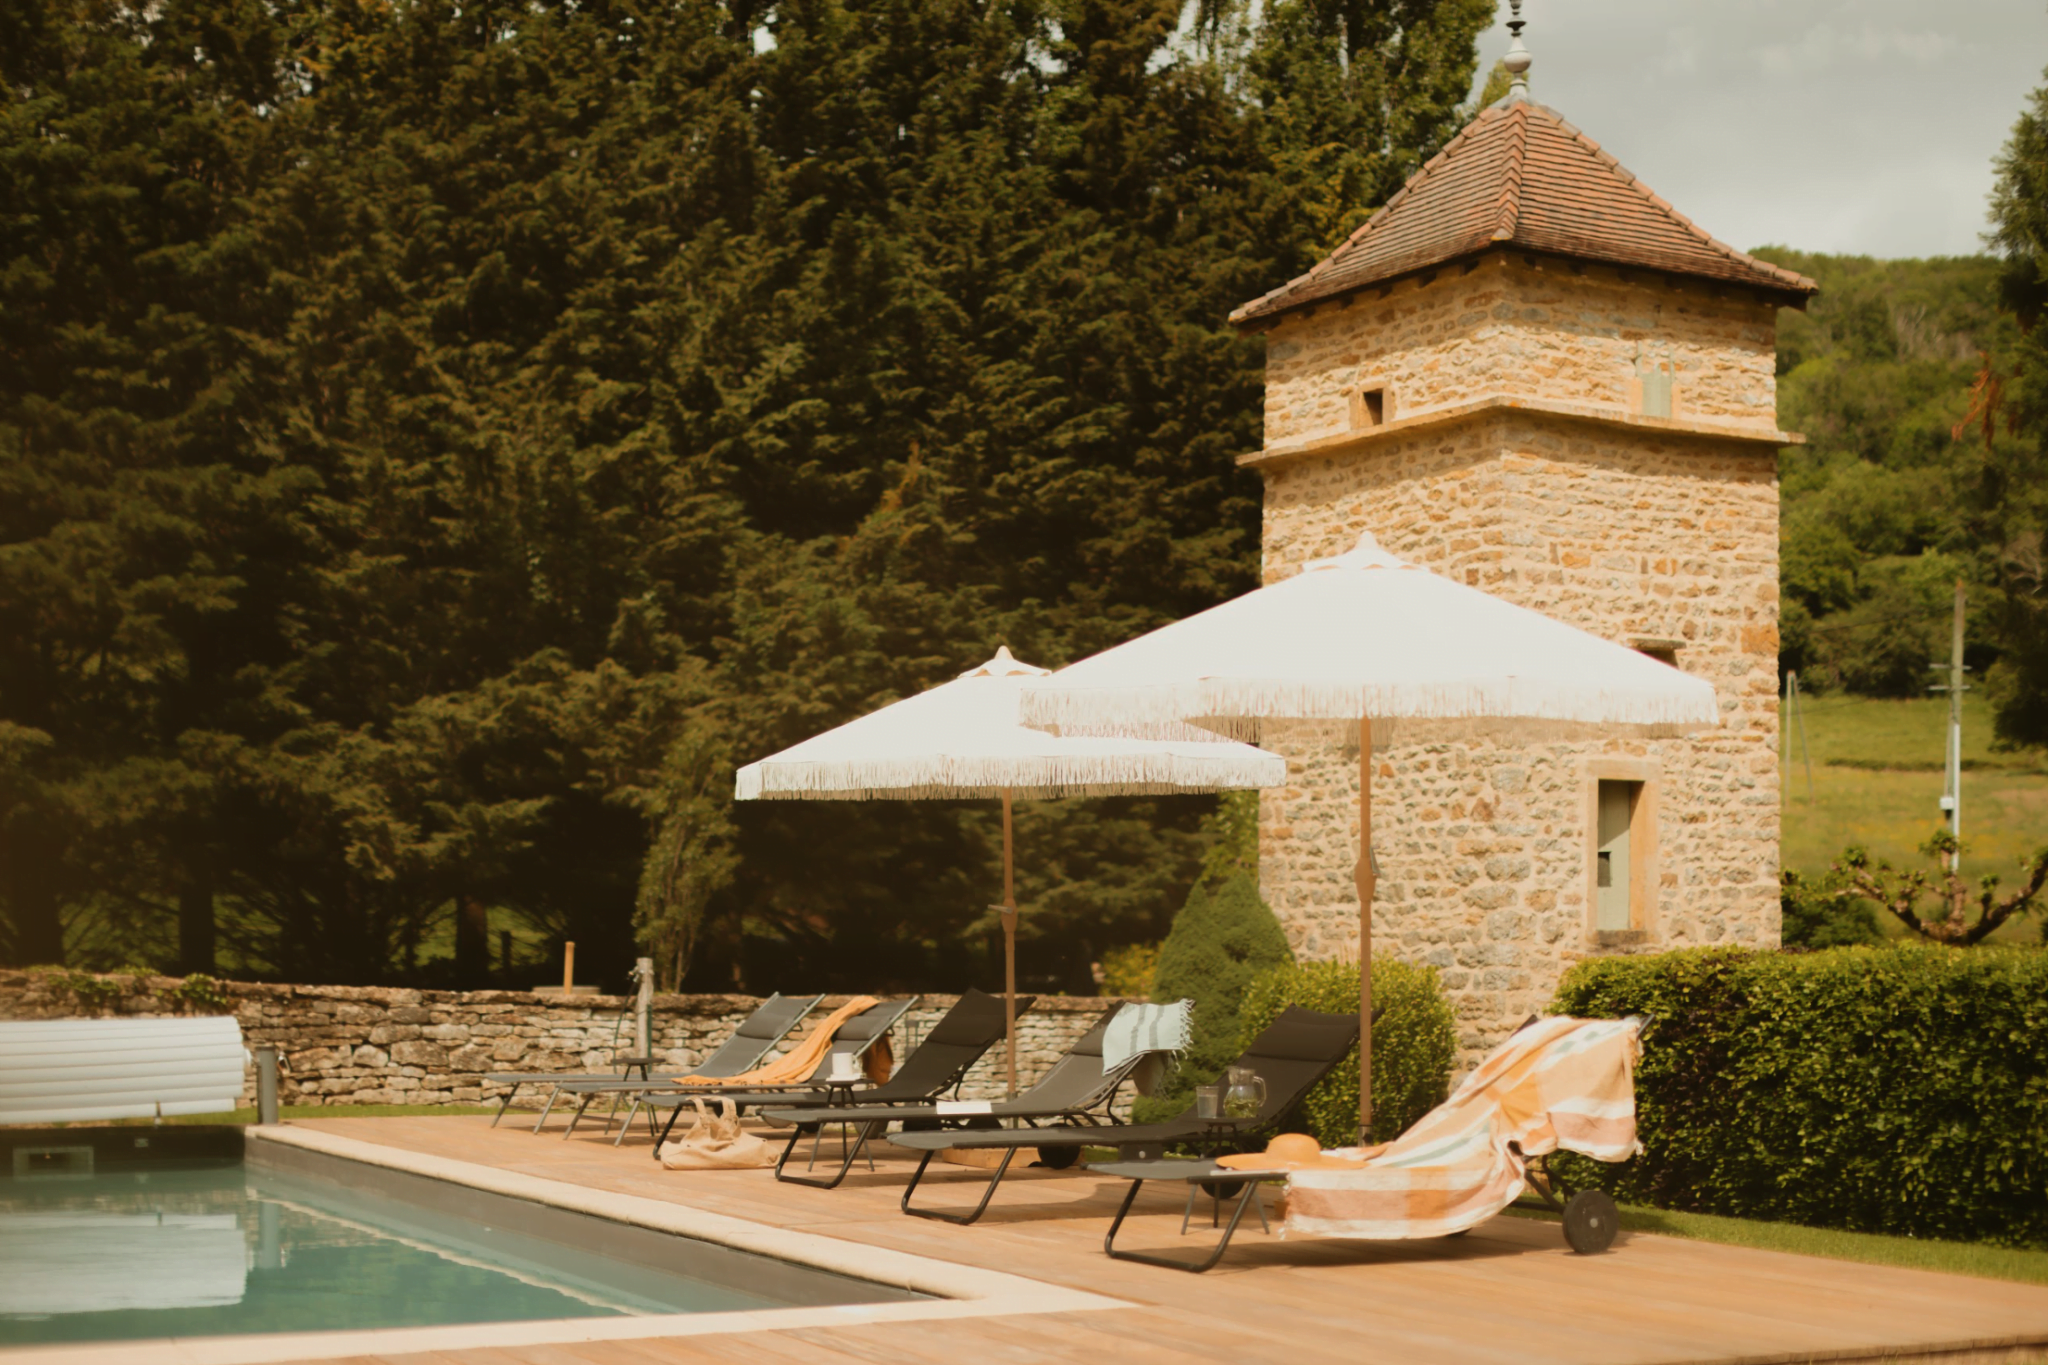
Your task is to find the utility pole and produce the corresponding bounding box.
[1782,670,1792,798]
[1794,672,1813,802]
[1782,670,1813,802]
[1929,580,1968,872]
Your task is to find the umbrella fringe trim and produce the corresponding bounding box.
[1019,679,1722,741]
[736,753,1287,801]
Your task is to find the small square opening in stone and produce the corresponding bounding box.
[1638,366,1673,419]
[1358,386,1386,427]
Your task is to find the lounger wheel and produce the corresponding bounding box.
[1035,1145,1080,1170]
[1561,1190,1618,1254]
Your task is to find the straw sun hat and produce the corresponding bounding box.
[1214,1132,1365,1173]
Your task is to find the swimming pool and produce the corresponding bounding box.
[0,1128,922,1348]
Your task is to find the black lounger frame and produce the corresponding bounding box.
[637,995,922,1158]
[894,1004,1362,1225]
[767,989,1031,1189]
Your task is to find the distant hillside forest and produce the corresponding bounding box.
[1761,247,2047,748]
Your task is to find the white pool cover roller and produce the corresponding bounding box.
[0,1016,248,1124]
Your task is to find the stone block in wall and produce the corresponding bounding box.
[388,1040,448,1068]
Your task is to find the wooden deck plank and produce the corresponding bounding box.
[253,1116,2048,1365]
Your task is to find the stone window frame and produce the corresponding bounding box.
[1349,377,1395,429]
[1583,756,1660,947]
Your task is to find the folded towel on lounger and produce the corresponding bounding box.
[1102,999,1191,1073]
[670,995,881,1087]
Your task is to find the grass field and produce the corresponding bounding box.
[1506,1202,2048,1287]
[1780,693,2048,941]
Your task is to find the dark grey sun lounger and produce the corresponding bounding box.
[761,1000,1153,1189]
[487,1053,655,1131]
[738,988,1036,1188]
[887,1004,1361,1225]
[595,995,922,1151]
[515,991,823,1134]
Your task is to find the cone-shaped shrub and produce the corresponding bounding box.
[1134,871,1293,1122]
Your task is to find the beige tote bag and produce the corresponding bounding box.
[656,1097,776,1170]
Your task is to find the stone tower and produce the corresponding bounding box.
[1230,95,1815,1056]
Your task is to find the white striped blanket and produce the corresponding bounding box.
[1102,999,1192,1072]
[1283,1015,1642,1241]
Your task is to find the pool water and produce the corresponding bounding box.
[0,1141,918,1346]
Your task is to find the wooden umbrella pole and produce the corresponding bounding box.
[1001,789,1018,1099]
[1356,717,1376,1143]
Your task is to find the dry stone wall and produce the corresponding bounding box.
[0,972,1129,1111]
[1248,261,1782,1064]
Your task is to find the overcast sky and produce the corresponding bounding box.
[1470,1,2048,260]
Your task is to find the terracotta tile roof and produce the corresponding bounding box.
[1231,100,1818,326]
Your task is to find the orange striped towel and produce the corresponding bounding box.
[1281,1015,1641,1241]
[669,995,882,1087]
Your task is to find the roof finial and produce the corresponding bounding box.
[1502,0,1531,103]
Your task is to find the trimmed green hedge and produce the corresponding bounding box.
[1238,957,1456,1147]
[1553,946,2048,1248]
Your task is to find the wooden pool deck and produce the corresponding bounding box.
[273,1114,2048,1365]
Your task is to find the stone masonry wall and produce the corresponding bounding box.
[0,971,1129,1111]
[1260,253,1782,449]
[1249,261,1782,1064]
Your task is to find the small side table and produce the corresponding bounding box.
[1086,1157,1285,1273]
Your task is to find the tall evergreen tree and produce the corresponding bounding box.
[1985,70,2048,748]
[0,0,1493,988]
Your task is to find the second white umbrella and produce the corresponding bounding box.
[736,646,1285,1094]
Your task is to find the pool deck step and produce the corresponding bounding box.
[249,1115,2048,1365]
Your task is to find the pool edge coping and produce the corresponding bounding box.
[0,1122,1126,1365]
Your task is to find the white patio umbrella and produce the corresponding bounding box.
[735,646,1286,1094]
[1019,533,1722,1137]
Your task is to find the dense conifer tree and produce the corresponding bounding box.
[0,0,1492,988]
[1986,72,2048,749]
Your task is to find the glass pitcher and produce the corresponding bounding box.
[1222,1065,1266,1120]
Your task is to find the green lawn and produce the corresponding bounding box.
[1508,1201,2048,1287]
[1780,693,2048,942]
